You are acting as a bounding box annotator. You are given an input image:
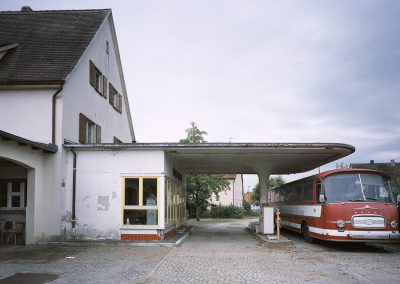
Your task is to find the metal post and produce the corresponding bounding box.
[276,208,280,241]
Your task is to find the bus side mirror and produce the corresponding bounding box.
[319,194,326,203]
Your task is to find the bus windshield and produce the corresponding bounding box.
[323,173,394,203]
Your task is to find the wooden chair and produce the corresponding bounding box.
[0,221,13,244]
[14,221,25,245]
[1,221,25,245]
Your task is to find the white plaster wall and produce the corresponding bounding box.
[65,149,165,240]
[0,89,56,143]
[211,179,234,206]
[210,175,244,207]
[163,153,183,183]
[61,15,133,144]
[233,174,244,207]
[0,140,60,244]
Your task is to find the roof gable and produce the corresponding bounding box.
[0,9,109,85]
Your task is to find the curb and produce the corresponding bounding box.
[36,229,192,248]
[246,227,292,245]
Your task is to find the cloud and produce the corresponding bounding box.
[3,0,399,186]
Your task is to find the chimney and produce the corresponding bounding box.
[370,160,374,166]
[391,159,395,167]
[21,6,33,12]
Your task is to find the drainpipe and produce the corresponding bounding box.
[52,83,64,144]
[71,149,77,238]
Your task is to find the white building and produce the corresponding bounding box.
[210,174,244,207]
[0,7,355,244]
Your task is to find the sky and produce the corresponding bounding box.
[2,0,400,190]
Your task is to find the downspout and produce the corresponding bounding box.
[71,149,77,238]
[52,83,64,144]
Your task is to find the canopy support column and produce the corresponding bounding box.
[257,171,270,205]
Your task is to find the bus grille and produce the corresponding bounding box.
[352,215,385,229]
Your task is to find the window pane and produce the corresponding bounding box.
[12,195,20,207]
[303,181,313,201]
[143,178,157,206]
[12,181,20,192]
[125,178,139,206]
[123,210,158,225]
[0,181,7,207]
[324,174,363,202]
[86,121,96,143]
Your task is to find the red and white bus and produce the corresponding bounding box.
[267,169,399,242]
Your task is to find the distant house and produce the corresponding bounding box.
[210,174,244,207]
[243,192,254,204]
[350,160,400,180]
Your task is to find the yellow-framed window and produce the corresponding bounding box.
[165,177,185,226]
[122,177,159,226]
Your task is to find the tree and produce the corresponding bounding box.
[186,174,229,221]
[179,122,208,143]
[391,177,400,199]
[180,122,229,221]
[251,176,285,204]
[336,162,349,169]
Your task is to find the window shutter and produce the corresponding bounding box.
[89,61,96,87]
[109,83,114,105]
[96,125,101,143]
[118,94,123,113]
[102,75,108,98]
[79,113,87,143]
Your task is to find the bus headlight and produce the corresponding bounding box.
[336,220,345,229]
[391,221,398,230]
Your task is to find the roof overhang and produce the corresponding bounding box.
[63,142,355,175]
[0,81,64,89]
[0,130,58,153]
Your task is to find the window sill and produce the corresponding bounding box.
[0,209,26,214]
[124,206,158,210]
[111,105,121,114]
[93,87,106,99]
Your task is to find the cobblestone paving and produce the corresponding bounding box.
[144,219,400,284]
[0,220,399,283]
[0,246,171,283]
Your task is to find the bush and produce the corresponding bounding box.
[208,205,245,219]
[242,200,251,214]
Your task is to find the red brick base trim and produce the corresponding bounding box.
[164,228,177,239]
[121,234,161,241]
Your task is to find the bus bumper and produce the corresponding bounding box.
[310,227,400,241]
[349,231,400,240]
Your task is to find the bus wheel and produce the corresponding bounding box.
[301,223,313,243]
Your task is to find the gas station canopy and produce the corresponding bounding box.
[65,142,355,175]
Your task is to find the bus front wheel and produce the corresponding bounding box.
[301,223,314,243]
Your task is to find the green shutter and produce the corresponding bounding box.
[118,94,122,113]
[109,83,114,105]
[79,113,87,143]
[96,125,101,143]
[89,60,96,87]
[102,75,108,98]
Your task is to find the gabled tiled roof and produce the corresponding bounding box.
[350,162,400,179]
[0,8,109,85]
